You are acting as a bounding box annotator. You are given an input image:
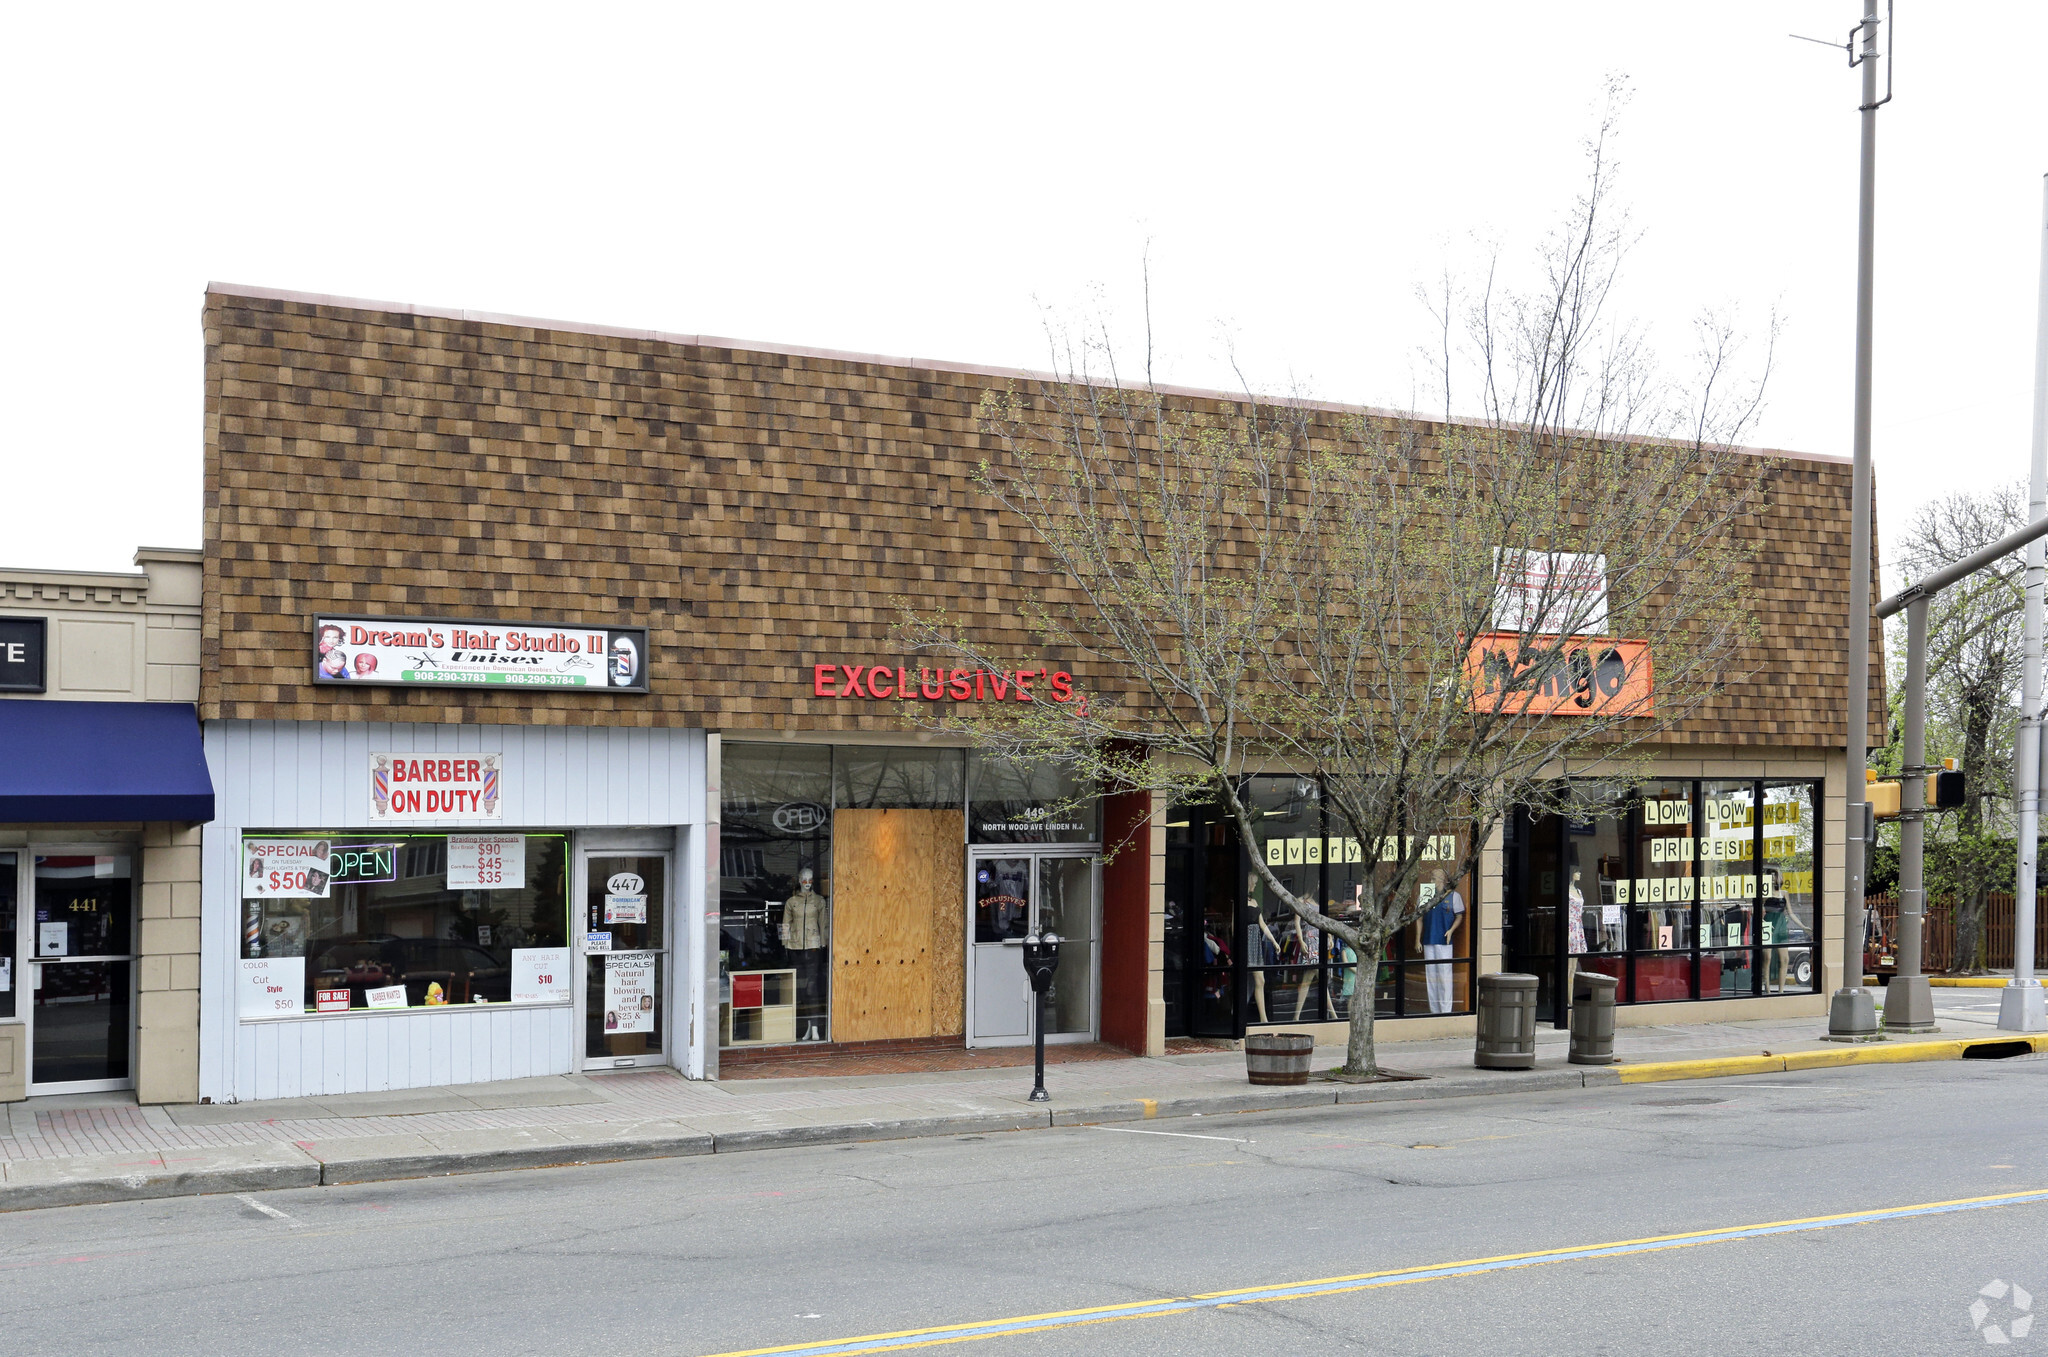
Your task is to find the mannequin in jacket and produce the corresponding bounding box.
[779,867,830,1015]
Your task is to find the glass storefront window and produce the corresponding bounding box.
[969,752,1099,844]
[239,833,568,1012]
[0,852,15,1020]
[1762,782,1819,991]
[1506,776,1823,1018]
[721,743,834,1044]
[1245,777,1322,1026]
[836,746,964,811]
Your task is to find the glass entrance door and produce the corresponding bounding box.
[967,851,1098,1047]
[581,853,668,1070]
[24,852,136,1092]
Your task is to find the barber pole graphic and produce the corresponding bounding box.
[482,765,499,816]
[372,756,392,817]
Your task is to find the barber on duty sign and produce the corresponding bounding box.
[372,752,504,820]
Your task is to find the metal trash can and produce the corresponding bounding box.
[1569,971,1619,1065]
[1244,1032,1316,1086]
[1474,973,1538,1069]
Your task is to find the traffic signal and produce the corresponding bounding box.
[1866,769,1901,819]
[1933,768,1965,811]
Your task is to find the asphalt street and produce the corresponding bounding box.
[2,1056,2045,1356]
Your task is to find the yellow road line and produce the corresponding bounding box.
[698,1187,2048,1357]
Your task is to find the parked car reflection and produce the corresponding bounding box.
[306,934,511,1006]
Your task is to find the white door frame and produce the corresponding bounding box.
[17,842,141,1096]
[573,835,675,1074]
[963,845,1101,1049]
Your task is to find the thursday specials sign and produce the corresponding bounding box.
[313,615,649,692]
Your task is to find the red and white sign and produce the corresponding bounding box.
[512,947,571,1005]
[315,988,351,1013]
[448,834,524,888]
[244,838,334,899]
[371,753,504,820]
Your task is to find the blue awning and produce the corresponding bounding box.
[0,700,215,822]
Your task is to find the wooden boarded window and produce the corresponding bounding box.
[830,808,966,1042]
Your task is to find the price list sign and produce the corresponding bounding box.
[448,834,525,889]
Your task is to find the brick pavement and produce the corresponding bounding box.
[0,1015,1972,1167]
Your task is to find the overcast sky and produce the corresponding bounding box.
[2,3,2041,580]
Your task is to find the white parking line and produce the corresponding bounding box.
[235,1194,300,1226]
[1086,1126,1252,1144]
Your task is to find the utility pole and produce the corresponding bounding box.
[2002,174,2048,1035]
[1829,6,1888,1039]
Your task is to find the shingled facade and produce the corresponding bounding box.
[195,284,1876,1103]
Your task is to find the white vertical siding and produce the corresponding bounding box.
[200,719,705,1103]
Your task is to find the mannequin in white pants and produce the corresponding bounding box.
[1421,869,1465,1014]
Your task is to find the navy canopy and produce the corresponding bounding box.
[0,700,214,822]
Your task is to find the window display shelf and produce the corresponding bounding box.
[721,967,797,1045]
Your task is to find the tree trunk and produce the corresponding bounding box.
[1341,932,1386,1077]
[1952,891,1984,975]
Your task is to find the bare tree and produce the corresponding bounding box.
[1890,484,2026,973]
[909,110,1777,1077]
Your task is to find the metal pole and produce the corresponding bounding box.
[2002,173,2048,1033]
[1885,597,1934,1028]
[1029,988,1049,1102]
[1829,6,1884,1039]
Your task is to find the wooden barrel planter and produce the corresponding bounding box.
[1244,1032,1315,1086]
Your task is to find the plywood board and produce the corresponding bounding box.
[832,809,965,1042]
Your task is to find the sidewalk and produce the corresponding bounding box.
[4,1014,2043,1212]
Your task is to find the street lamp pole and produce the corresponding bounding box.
[1830,5,1887,1039]
[2002,174,2048,1035]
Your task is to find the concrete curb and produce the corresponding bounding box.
[0,1143,320,1212]
[9,1035,2046,1210]
[1929,977,2048,989]
[1614,1032,2048,1083]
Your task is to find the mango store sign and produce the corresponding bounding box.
[372,753,504,820]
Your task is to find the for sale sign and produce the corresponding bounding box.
[371,753,504,820]
[313,614,649,692]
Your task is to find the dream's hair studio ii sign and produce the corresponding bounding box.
[312,615,649,692]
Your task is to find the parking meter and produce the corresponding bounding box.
[1022,933,1062,1102]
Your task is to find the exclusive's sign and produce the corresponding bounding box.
[0,616,46,693]
[1465,634,1653,717]
[813,664,1075,703]
[372,753,503,820]
[313,615,649,692]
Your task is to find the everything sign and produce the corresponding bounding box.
[313,615,649,692]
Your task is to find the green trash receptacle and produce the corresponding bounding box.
[1569,971,1619,1065]
[1474,972,1538,1069]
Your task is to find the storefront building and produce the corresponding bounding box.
[198,284,1869,1099]
[0,548,213,1103]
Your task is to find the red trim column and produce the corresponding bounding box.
[1099,786,1157,1055]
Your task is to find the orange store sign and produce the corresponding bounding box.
[1465,634,1653,717]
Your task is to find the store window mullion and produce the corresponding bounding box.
[1752,780,1766,997]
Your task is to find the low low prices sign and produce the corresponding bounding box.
[314,614,649,692]
[372,753,503,820]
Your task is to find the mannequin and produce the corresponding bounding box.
[779,867,830,1023]
[1245,874,1280,1023]
[1564,867,1588,994]
[1422,870,1465,1014]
